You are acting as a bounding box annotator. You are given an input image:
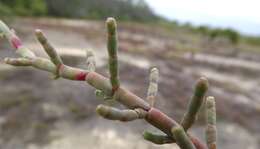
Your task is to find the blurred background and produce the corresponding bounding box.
[0,0,259,149]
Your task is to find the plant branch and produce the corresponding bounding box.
[147,67,159,107]
[143,131,174,144]
[181,77,208,131]
[172,125,196,149]
[106,17,120,94]
[0,18,209,149]
[96,105,147,121]
[206,96,217,149]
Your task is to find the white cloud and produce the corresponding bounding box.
[145,0,260,35]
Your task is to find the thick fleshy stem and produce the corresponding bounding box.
[181,77,208,131]
[189,135,208,149]
[106,17,120,94]
[96,104,147,121]
[143,131,174,144]
[4,57,33,66]
[35,29,63,78]
[86,49,96,72]
[206,96,217,149]
[171,125,196,149]
[147,67,159,107]
[0,20,35,58]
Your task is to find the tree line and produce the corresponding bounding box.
[0,0,158,22]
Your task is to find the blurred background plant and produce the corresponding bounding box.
[0,0,158,21]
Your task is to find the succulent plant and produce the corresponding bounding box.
[0,17,217,149]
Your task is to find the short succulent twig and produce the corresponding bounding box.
[206,96,217,149]
[86,49,96,72]
[143,131,174,144]
[181,77,208,131]
[171,125,196,149]
[4,57,33,66]
[188,135,208,149]
[35,29,63,78]
[106,17,120,94]
[147,67,159,107]
[0,20,35,58]
[35,29,63,66]
[96,105,147,121]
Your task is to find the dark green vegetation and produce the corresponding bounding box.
[0,0,157,22]
[0,0,47,16]
[197,26,240,45]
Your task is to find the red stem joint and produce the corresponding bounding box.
[75,71,88,80]
[11,36,22,49]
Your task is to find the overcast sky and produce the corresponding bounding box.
[145,0,260,36]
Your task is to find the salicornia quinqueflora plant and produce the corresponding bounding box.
[0,18,217,149]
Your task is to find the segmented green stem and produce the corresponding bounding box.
[96,104,147,121]
[143,131,174,144]
[106,17,120,93]
[147,67,159,107]
[171,126,196,149]
[206,96,217,149]
[0,20,35,58]
[35,29,63,78]
[4,57,33,66]
[181,77,208,131]
[35,29,63,66]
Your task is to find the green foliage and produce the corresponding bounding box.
[208,28,240,45]
[0,0,47,16]
[30,0,47,16]
[44,0,158,22]
[197,25,210,35]
[1,0,158,22]
[0,2,13,16]
[244,36,260,46]
[222,29,240,44]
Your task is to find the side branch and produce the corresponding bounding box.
[35,30,63,66]
[106,17,120,93]
[181,77,208,131]
[0,20,35,58]
[147,67,159,107]
[35,29,63,78]
[206,96,217,149]
[171,126,196,149]
[143,131,174,144]
[96,105,147,121]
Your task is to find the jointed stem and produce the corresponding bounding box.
[172,125,196,149]
[35,29,63,78]
[96,105,147,121]
[143,131,174,144]
[147,67,159,107]
[106,18,120,94]
[35,29,63,66]
[181,77,208,131]
[206,96,217,149]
